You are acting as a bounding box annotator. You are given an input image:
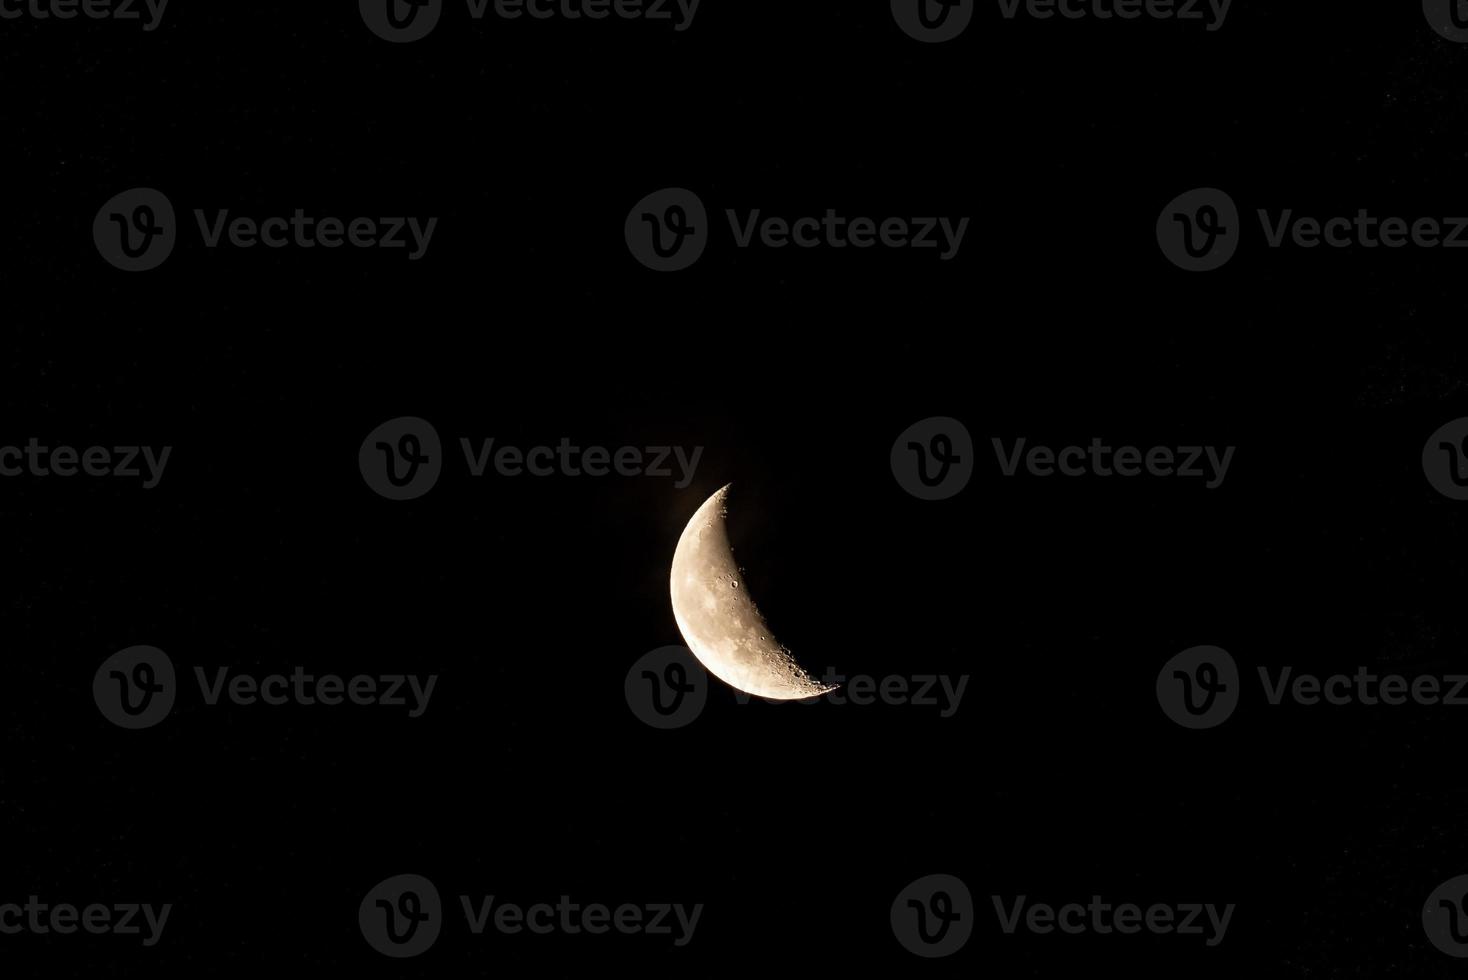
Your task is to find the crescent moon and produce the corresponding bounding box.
[670,484,836,700]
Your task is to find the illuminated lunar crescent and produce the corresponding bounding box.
[670,485,836,700]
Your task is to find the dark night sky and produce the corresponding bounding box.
[8,1,1468,976]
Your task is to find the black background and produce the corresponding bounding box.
[8,0,1468,975]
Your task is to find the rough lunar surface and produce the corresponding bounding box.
[670,485,837,700]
